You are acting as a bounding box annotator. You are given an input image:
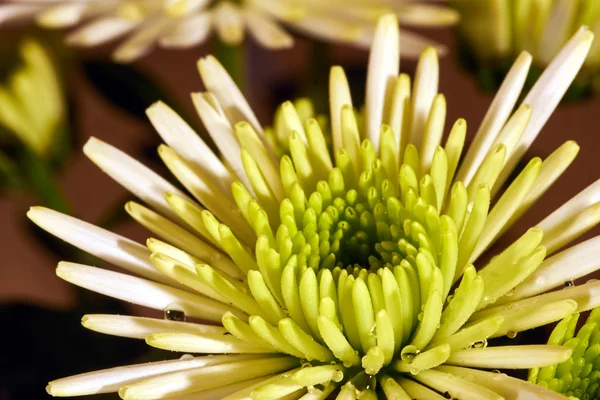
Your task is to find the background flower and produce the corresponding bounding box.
[26,14,600,399]
[0,0,458,62]
[453,0,600,98]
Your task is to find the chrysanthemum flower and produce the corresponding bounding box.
[31,14,600,399]
[530,308,600,399]
[0,0,458,63]
[454,0,600,96]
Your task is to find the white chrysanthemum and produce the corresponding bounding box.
[29,13,600,400]
[0,0,458,62]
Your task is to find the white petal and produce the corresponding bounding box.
[146,332,275,353]
[57,262,240,322]
[84,137,191,222]
[36,2,89,28]
[190,92,248,188]
[455,52,532,186]
[220,372,292,400]
[82,314,226,339]
[212,1,244,46]
[196,55,264,136]
[538,177,600,254]
[146,101,234,197]
[329,66,353,155]
[511,235,600,301]
[119,356,298,399]
[439,365,569,400]
[473,280,600,322]
[365,14,399,151]
[164,0,211,16]
[243,8,293,49]
[158,145,255,241]
[162,375,273,400]
[112,16,174,63]
[287,16,374,48]
[496,27,594,190]
[27,207,175,286]
[396,4,460,27]
[66,17,138,46]
[0,4,45,24]
[446,345,571,369]
[47,354,259,397]
[159,12,212,48]
[409,46,438,149]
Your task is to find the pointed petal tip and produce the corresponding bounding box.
[26,206,43,221]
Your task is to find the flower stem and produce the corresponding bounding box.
[214,39,246,91]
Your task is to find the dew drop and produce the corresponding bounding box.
[472,339,487,349]
[332,371,344,382]
[180,354,194,361]
[446,295,454,304]
[443,392,452,399]
[409,368,419,375]
[165,309,186,322]
[504,287,516,297]
[491,370,501,374]
[564,280,575,288]
[417,312,424,322]
[507,331,517,339]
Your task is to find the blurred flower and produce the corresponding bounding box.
[454,0,600,96]
[0,39,65,158]
[28,14,600,399]
[530,308,600,399]
[0,0,458,62]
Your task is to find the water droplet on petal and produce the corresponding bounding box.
[507,331,517,339]
[473,339,487,349]
[564,280,575,288]
[180,354,194,360]
[504,287,516,297]
[165,309,186,322]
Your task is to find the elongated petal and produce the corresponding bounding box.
[365,14,399,151]
[119,356,298,399]
[511,235,600,301]
[446,345,572,369]
[159,13,212,48]
[496,27,594,190]
[27,207,174,286]
[47,355,253,397]
[82,314,226,339]
[197,55,264,137]
[147,101,234,196]
[56,262,238,323]
[456,52,531,186]
[84,137,191,221]
[538,177,600,254]
[439,365,569,399]
[66,17,137,47]
[146,332,275,353]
